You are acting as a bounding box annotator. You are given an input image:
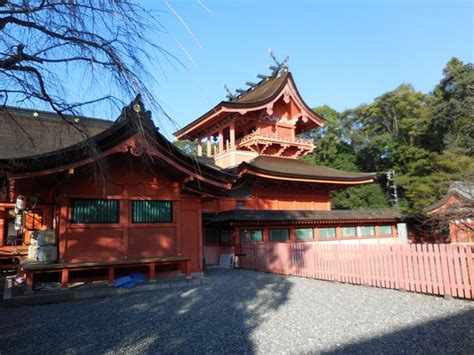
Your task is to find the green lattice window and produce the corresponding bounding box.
[342,226,357,237]
[319,227,336,239]
[240,229,263,242]
[360,226,375,236]
[132,200,173,223]
[296,228,314,240]
[71,199,119,224]
[379,225,393,236]
[269,229,289,241]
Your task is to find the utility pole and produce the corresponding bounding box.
[386,170,399,207]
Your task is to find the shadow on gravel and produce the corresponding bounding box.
[0,268,292,353]
[322,308,474,354]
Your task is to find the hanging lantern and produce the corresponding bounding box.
[15,195,26,212]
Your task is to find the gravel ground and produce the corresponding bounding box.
[1,269,473,354]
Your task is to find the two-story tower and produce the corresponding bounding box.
[175,65,402,265]
[174,67,323,168]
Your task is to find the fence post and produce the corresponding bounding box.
[361,244,368,286]
[333,244,340,282]
[439,244,452,298]
[458,245,470,299]
[447,245,458,298]
[433,244,444,295]
[466,246,474,299]
[393,244,402,290]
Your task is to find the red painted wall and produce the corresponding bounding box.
[178,199,202,271]
[201,185,330,213]
[6,154,204,272]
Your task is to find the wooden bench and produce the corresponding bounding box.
[0,248,28,270]
[21,256,192,293]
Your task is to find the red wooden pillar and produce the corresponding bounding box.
[206,134,211,157]
[263,228,269,242]
[197,138,203,156]
[234,227,241,244]
[175,200,181,256]
[313,226,320,241]
[108,266,115,285]
[149,263,156,281]
[218,129,224,153]
[230,122,236,149]
[120,199,129,259]
[58,199,68,262]
[392,224,398,238]
[61,268,69,289]
[289,227,296,241]
[0,207,5,247]
[26,272,34,294]
[185,260,192,277]
[197,200,203,273]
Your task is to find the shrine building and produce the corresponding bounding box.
[0,65,402,289]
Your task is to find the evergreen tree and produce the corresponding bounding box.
[304,58,473,215]
[303,105,390,210]
[429,58,474,155]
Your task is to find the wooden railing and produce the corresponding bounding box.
[239,242,474,299]
[208,133,314,157]
[237,132,313,147]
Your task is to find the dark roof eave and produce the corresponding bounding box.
[1,98,236,186]
[174,72,325,139]
[203,209,403,225]
[240,161,376,183]
[423,191,472,213]
[1,105,113,126]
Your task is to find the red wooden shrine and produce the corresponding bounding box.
[0,66,403,290]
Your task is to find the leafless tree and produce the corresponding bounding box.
[0,0,178,136]
[0,0,194,198]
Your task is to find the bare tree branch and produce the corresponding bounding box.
[0,0,187,190]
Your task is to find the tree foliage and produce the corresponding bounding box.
[304,58,473,215]
[301,105,390,210]
[430,58,474,155]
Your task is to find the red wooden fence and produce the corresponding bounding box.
[239,242,474,300]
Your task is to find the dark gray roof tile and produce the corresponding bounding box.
[204,209,402,224]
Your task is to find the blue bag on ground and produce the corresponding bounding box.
[113,273,145,288]
[122,281,137,289]
[130,272,145,284]
[114,276,132,288]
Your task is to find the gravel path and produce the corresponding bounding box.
[1,269,473,354]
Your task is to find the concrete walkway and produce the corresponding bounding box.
[1,269,473,354]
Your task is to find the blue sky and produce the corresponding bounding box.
[115,1,474,138]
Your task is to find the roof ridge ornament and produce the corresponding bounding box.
[268,48,289,77]
[223,50,290,102]
[223,84,236,100]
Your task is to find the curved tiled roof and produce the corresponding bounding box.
[174,70,325,139]
[0,97,235,188]
[204,209,402,225]
[227,156,376,183]
[0,106,113,159]
[424,182,474,213]
[227,72,289,105]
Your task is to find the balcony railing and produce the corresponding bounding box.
[237,132,313,147]
[208,133,314,157]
